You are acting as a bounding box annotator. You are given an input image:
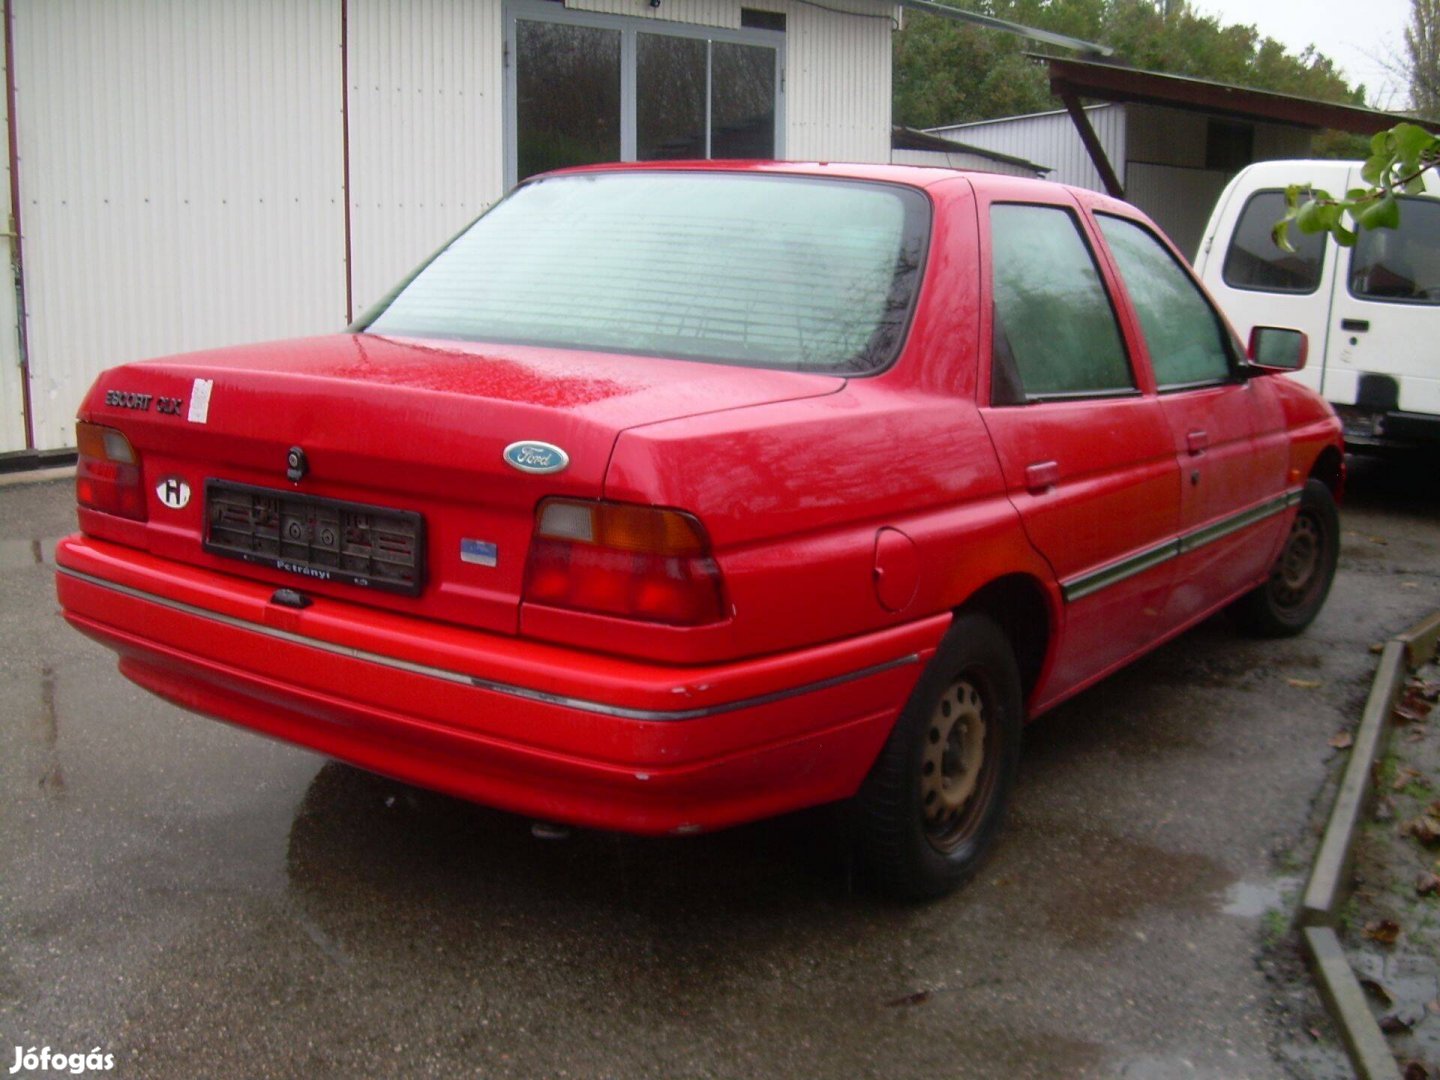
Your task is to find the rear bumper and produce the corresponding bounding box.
[55,534,944,834]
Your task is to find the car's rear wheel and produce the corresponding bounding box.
[1229,478,1339,638]
[854,612,1023,900]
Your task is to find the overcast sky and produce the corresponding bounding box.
[1191,0,1414,109]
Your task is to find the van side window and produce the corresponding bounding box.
[1098,214,1235,388]
[1349,196,1440,305]
[989,204,1134,403]
[1221,190,1326,294]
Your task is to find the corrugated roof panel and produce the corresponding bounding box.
[930,104,1126,191]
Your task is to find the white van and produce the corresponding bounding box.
[1195,159,1440,453]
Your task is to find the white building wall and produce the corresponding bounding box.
[775,0,893,162]
[0,18,24,454]
[931,104,1126,192]
[346,0,507,317]
[12,0,347,452]
[8,0,895,454]
[567,0,742,28]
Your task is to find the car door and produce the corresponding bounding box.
[976,196,1180,707]
[1094,211,1290,626]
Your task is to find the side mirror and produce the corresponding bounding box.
[1246,326,1308,375]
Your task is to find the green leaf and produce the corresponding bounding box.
[1357,194,1400,230]
[1360,153,1393,186]
[1393,123,1434,162]
[1334,222,1358,247]
[1272,219,1294,253]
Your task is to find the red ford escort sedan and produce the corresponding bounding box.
[55,163,1343,898]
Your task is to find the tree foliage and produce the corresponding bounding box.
[1277,123,1440,248]
[894,0,1365,130]
[1408,0,1440,119]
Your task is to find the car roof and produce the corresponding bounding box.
[540,159,1069,198]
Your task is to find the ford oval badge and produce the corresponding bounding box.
[503,441,570,475]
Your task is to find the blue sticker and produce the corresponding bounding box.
[460,539,498,568]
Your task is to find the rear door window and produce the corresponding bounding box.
[1348,196,1440,305]
[988,204,1134,404]
[1221,190,1326,294]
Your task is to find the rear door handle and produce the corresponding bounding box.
[1024,460,1059,493]
[1340,318,1369,332]
[1187,430,1209,455]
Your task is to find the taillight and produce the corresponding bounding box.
[523,499,727,625]
[76,421,146,521]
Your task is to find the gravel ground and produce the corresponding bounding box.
[1344,651,1440,1076]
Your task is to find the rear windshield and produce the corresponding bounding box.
[365,172,930,374]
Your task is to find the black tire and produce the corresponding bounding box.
[854,612,1023,901]
[1229,478,1340,638]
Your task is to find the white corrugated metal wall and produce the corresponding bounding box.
[6,0,895,453]
[776,0,892,163]
[0,19,23,454]
[12,0,347,452]
[346,0,506,317]
[930,104,1126,192]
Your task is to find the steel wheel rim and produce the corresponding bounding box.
[1271,512,1322,611]
[921,677,991,851]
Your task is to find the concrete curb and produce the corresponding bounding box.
[1297,609,1440,1080]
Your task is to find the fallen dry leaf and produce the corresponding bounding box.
[1287,677,1323,690]
[1363,919,1402,945]
[1403,816,1440,844]
[1368,535,1390,545]
[1370,642,1387,654]
[1393,766,1424,792]
[1379,1014,1413,1034]
[885,990,931,1008]
[1394,695,1434,723]
[1415,679,1440,702]
[1374,796,1396,823]
[1403,1062,1430,1080]
[1415,872,1440,896]
[1329,731,1354,750]
[1360,976,1395,1005]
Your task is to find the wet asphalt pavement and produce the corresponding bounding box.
[3,459,1439,1079]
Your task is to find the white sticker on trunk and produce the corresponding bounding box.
[188,378,214,424]
[156,477,191,509]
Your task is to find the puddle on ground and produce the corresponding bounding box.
[1220,877,1300,917]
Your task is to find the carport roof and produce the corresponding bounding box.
[1043,55,1425,136]
[1037,54,1430,199]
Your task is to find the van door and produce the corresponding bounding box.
[1197,183,1336,402]
[1324,179,1440,444]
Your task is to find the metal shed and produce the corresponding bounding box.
[1,0,899,460]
